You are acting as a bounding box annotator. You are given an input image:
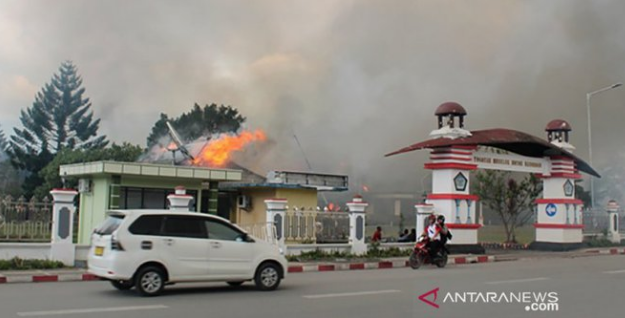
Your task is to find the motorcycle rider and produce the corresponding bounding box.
[421,214,442,258]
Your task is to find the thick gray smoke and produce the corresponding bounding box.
[1,0,624,204]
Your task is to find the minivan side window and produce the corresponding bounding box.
[162,216,207,239]
[206,219,244,241]
[128,215,164,236]
[94,215,124,235]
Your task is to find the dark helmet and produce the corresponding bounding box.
[437,215,445,223]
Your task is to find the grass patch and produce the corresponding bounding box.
[0,257,65,271]
[478,225,535,244]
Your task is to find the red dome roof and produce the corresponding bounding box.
[435,102,467,116]
[545,119,572,132]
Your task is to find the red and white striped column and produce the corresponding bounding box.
[533,156,584,248]
[425,146,484,254]
[531,120,584,250]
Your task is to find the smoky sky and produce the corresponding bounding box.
[1,0,624,198]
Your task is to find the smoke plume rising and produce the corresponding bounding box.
[1,0,624,205]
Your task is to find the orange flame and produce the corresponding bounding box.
[166,142,177,150]
[193,130,267,167]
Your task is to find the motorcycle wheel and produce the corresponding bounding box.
[436,251,448,268]
[409,251,422,270]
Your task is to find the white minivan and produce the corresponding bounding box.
[88,210,287,296]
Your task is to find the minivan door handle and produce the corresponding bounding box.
[163,238,174,246]
[141,241,153,250]
[210,241,222,249]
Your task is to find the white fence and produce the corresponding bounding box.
[238,223,278,245]
[0,196,53,242]
[284,209,350,244]
[583,210,625,235]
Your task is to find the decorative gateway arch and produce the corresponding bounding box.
[386,102,600,253]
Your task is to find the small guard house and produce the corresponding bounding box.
[60,161,243,244]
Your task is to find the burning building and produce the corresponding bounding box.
[61,128,349,244]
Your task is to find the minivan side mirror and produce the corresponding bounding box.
[236,233,254,243]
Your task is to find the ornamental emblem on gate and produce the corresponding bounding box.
[454,173,468,191]
[563,179,574,197]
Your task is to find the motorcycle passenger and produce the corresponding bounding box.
[436,215,452,254]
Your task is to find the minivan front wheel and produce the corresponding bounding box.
[135,266,165,297]
[254,263,281,291]
[110,279,134,290]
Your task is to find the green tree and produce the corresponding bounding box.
[0,127,23,196]
[0,160,23,197]
[147,103,245,147]
[34,142,144,198]
[0,126,7,154]
[473,171,542,243]
[575,183,592,209]
[9,61,108,196]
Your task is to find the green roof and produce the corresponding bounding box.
[59,161,242,181]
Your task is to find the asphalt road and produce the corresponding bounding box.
[1,255,625,318]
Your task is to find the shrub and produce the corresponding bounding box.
[0,257,65,270]
[285,245,412,261]
[586,238,616,248]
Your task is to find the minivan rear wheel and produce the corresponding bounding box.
[110,279,134,290]
[254,263,281,291]
[135,266,165,297]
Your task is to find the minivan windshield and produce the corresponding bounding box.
[94,214,124,235]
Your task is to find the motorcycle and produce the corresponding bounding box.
[408,236,448,269]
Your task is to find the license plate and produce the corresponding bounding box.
[95,246,104,256]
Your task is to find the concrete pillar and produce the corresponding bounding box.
[532,121,585,250]
[415,204,435,237]
[49,189,78,266]
[208,181,219,215]
[265,199,287,251]
[347,195,368,255]
[532,156,584,250]
[167,186,193,211]
[607,200,621,243]
[425,145,483,253]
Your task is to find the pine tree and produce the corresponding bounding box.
[9,61,108,196]
[147,103,245,147]
[0,125,7,154]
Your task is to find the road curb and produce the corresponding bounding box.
[0,273,98,284]
[287,255,496,273]
[0,248,622,284]
[584,247,625,255]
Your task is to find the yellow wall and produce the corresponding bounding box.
[233,187,318,226]
[235,188,276,226]
[276,188,318,210]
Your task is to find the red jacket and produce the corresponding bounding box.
[372,230,382,242]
